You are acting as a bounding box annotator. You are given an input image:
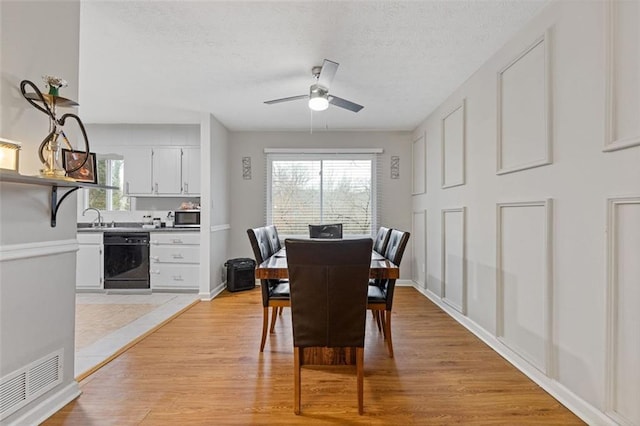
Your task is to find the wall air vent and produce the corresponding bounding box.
[0,349,63,421]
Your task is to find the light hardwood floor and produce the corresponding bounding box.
[46,287,584,425]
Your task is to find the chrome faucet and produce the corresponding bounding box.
[82,207,103,227]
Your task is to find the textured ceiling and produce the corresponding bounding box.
[78,0,546,131]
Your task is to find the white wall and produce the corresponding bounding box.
[411,1,640,424]
[200,113,230,299]
[1,1,81,175]
[0,1,82,424]
[228,130,413,278]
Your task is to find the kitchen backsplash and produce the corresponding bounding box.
[77,195,201,225]
[77,209,177,225]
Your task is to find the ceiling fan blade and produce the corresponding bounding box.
[264,94,308,105]
[328,95,364,113]
[317,59,339,89]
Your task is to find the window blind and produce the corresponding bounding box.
[266,151,380,237]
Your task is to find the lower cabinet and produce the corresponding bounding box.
[76,233,103,290]
[149,232,200,290]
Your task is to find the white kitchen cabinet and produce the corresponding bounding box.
[149,232,200,290]
[76,233,103,290]
[121,147,153,195]
[153,147,182,195]
[114,144,199,197]
[181,147,200,195]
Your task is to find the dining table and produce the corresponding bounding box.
[255,247,400,280]
[254,245,399,365]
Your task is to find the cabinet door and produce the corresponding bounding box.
[76,244,103,289]
[121,147,153,195]
[181,147,200,195]
[150,246,200,264]
[153,147,182,195]
[150,264,199,289]
[151,232,200,245]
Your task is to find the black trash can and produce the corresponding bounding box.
[225,258,256,292]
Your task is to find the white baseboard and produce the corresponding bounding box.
[6,381,80,426]
[411,283,615,426]
[199,282,226,301]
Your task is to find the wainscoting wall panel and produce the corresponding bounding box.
[441,100,466,188]
[497,31,552,174]
[412,210,427,288]
[605,197,640,425]
[441,208,466,314]
[412,133,426,195]
[604,0,640,152]
[411,2,639,423]
[496,200,552,375]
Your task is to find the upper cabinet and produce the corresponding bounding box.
[121,147,154,195]
[89,124,201,197]
[181,147,200,195]
[120,146,200,197]
[153,147,183,195]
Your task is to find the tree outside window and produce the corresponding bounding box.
[86,156,130,211]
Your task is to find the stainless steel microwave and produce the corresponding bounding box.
[173,210,200,227]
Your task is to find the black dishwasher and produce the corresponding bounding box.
[103,233,150,289]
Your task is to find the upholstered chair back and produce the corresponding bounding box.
[308,223,343,239]
[372,226,391,255]
[286,238,372,348]
[247,226,283,307]
[380,230,410,310]
[384,229,410,266]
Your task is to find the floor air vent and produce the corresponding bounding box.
[0,349,63,421]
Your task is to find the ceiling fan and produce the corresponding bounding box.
[264,59,364,113]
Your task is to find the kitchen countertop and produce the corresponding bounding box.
[78,223,200,233]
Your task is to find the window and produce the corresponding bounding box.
[267,152,378,237]
[85,155,130,211]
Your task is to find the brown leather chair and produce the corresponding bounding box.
[286,238,373,415]
[247,225,290,352]
[372,226,391,255]
[368,229,410,358]
[308,223,343,239]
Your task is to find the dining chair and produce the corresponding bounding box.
[286,238,373,415]
[372,226,391,255]
[247,225,290,352]
[308,223,343,239]
[368,229,410,358]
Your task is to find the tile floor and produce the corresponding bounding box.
[75,293,199,377]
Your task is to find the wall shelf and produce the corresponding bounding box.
[0,171,117,227]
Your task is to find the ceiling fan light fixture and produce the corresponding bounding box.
[308,84,329,111]
[308,96,328,111]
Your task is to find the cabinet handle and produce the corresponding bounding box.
[125,182,130,194]
[171,239,183,244]
[154,183,158,194]
[171,254,184,259]
[184,182,189,193]
[150,269,160,274]
[150,256,159,261]
[172,275,184,281]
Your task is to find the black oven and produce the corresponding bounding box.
[103,232,150,289]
